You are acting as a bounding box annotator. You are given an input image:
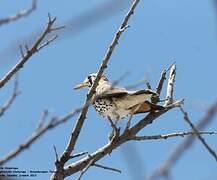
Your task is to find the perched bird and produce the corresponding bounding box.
[74,73,164,125]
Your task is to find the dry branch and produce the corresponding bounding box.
[148,100,217,180]
[0,75,20,117]
[0,14,63,89]
[92,163,121,173]
[51,1,142,179]
[0,0,37,26]
[165,64,176,106]
[0,108,80,166]
[132,131,217,141]
[180,106,217,161]
[151,69,166,104]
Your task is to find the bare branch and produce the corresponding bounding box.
[61,100,181,178]
[152,62,176,104]
[0,14,63,89]
[0,0,37,26]
[151,69,167,104]
[148,100,217,180]
[156,69,167,96]
[164,64,176,106]
[0,108,80,166]
[92,163,121,173]
[166,61,176,72]
[77,159,94,180]
[51,1,142,179]
[0,75,20,117]
[37,35,58,51]
[53,145,59,162]
[37,110,49,129]
[180,106,217,161]
[132,131,217,141]
[19,45,25,58]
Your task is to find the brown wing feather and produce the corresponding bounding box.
[97,87,128,99]
[132,102,151,114]
[133,101,165,114]
[98,88,156,99]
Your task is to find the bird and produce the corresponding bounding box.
[74,73,164,128]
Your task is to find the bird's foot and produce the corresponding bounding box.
[108,118,120,141]
[108,127,120,141]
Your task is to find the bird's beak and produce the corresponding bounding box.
[73,82,89,90]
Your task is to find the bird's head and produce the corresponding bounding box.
[73,73,108,90]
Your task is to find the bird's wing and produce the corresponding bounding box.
[132,101,165,114]
[97,88,157,100]
[97,87,128,98]
[130,89,157,96]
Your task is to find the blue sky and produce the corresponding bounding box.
[0,0,217,179]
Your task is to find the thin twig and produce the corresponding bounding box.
[0,75,20,117]
[69,151,88,159]
[92,163,121,173]
[166,61,176,72]
[77,159,94,180]
[37,35,58,51]
[132,131,217,141]
[37,110,49,129]
[0,14,63,89]
[0,0,37,26]
[180,106,217,161]
[53,145,59,162]
[0,108,80,166]
[151,69,167,104]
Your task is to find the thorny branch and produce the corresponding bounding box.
[0,75,20,117]
[148,100,217,180]
[0,14,64,89]
[180,106,217,161]
[51,1,142,179]
[0,0,37,26]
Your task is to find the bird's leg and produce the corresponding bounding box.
[125,104,142,131]
[108,117,120,141]
[126,114,133,130]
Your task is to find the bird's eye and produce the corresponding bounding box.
[87,76,92,85]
